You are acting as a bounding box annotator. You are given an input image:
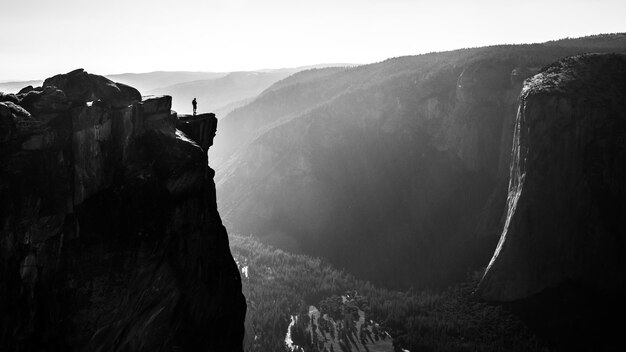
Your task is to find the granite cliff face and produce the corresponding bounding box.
[213,40,626,288]
[479,54,626,301]
[0,69,245,351]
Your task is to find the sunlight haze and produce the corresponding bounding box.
[1,0,625,80]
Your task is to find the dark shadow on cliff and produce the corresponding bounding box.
[0,69,246,351]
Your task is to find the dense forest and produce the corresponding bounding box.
[230,235,544,352]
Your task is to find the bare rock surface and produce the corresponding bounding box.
[0,70,245,351]
[43,68,141,108]
[479,53,626,301]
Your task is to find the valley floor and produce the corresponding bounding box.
[229,235,545,352]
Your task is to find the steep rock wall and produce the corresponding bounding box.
[0,70,245,351]
[177,113,218,152]
[478,54,626,301]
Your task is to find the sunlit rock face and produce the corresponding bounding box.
[0,70,245,351]
[479,54,626,302]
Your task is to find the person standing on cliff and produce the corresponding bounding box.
[192,98,197,115]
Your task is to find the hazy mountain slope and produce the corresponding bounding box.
[0,80,44,93]
[0,72,226,96]
[148,70,302,115]
[210,66,356,166]
[213,96,255,118]
[544,32,626,48]
[106,71,226,94]
[263,66,350,92]
[216,34,626,289]
[149,65,354,115]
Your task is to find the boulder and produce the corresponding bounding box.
[0,102,14,142]
[141,95,172,114]
[43,68,141,108]
[478,53,626,301]
[138,95,176,134]
[0,101,11,118]
[0,101,48,139]
[2,101,31,118]
[0,92,19,104]
[18,86,71,113]
[17,85,41,95]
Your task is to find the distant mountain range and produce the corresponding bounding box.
[0,80,44,93]
[147,69,301,116]
[107,71,227,93]
[142,64,356,115]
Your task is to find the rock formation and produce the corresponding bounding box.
[478,53,626,301]
[0,70,245,351]
[177,113,218,152]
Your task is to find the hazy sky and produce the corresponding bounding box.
[1,0,624,80]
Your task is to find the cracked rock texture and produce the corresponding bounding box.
[0,69,245,351]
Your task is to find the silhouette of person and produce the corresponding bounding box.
[192,98,197,115]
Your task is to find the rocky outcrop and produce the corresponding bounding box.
[0,70,245,351]
[478,54,626,301]
[177,113,218,152]
[43,68,141,108]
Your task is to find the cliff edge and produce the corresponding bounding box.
[0,69,245,351]
[478,54,626,301]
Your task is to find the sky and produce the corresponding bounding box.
[1,0,625,80]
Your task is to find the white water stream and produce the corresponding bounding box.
[285,315,299,351]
